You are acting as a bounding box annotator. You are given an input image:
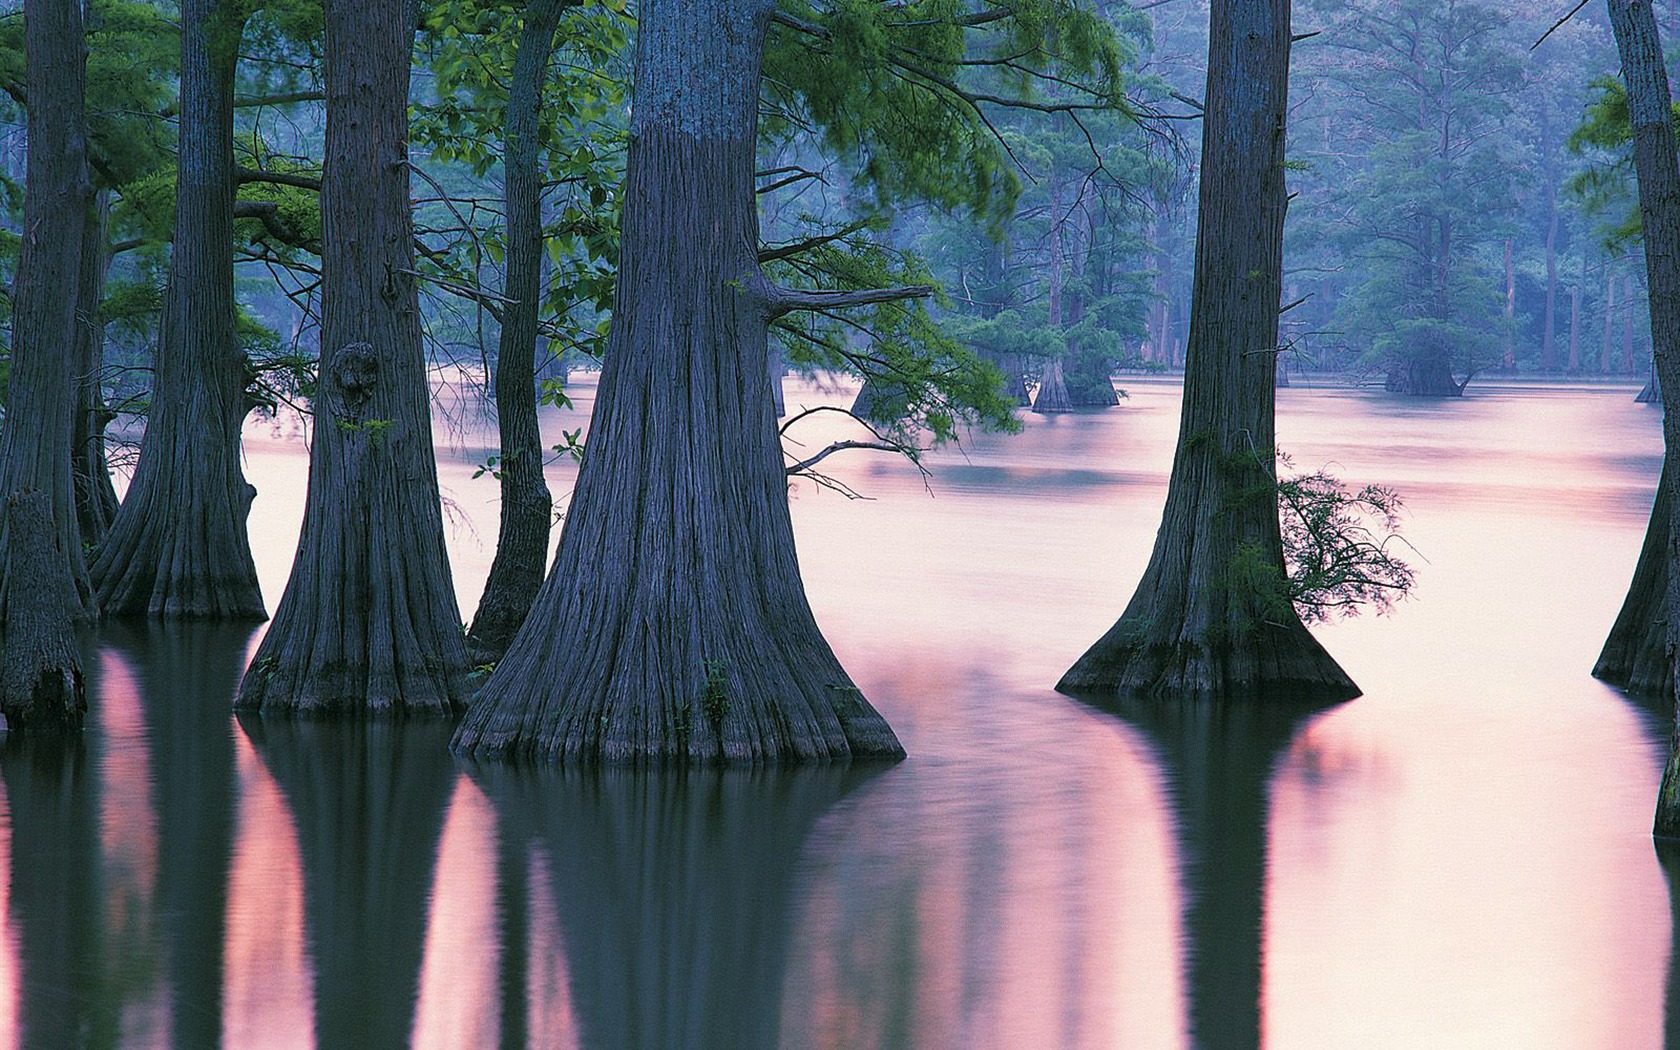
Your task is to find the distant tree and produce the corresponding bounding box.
[236,0,469,715]
[91,0,267,620]
[1603,0,1680,838]
[1059,0,1360,700]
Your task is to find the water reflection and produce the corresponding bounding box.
[1080,695,1331,1050]
[237,717,457,1050]
[471,764,887,1050]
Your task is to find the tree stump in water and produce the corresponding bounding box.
[2,491,85,734]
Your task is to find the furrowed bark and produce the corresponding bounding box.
[1605,0,1680,839]
[1058,0,1358,703]
[1,0,94,623]
[236,0,469,715]
[466,0,567,666]
[453,0,903,764]
[1,492,86,734]
[1595,471,1672,696]
[92,0,266,620]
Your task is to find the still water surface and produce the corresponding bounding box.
[0,376,1671,1049]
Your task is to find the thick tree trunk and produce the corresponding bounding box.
[1641,362,1664,403]
[1064,354,1120,406]
[453,0,903,764]
[2,492,86,734]
[92,0,265,620]
[465,0,566,666]
[1058,0,1358,702]
[71,193,118,545]
[1,0,93,622]
[236,0,469,714]
[1606,0,1680,839]
[1596,472,1672,696]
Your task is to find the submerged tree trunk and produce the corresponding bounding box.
[1385,351,1463,396]
[1596,472,1672,696]
[72,193,119,545]
[453,0,904,764]
[1607,0,1680,839]
[465,0,566,666]
[92,0,265,620]
[1058,0,1358,702]
[236,0,469,714]
[1,0,94,623]
[2,493,86,734]
[1641,362,1664,403]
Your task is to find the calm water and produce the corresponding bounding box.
[1,375,1672,1049]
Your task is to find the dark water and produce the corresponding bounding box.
[2,376,1672,1048]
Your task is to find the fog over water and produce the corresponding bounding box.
[1,375,1671,1049]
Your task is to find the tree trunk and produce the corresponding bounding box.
[1,0,94,622]
[1384,351,1463,396]
[1058,0,1358,702]
[1569,280,1582,373]
[236,0,469,715]
[1605,269,1619,374]
[1626,274,1641,372]
[465,0,566,666]
[91,0,265,620]
[1065,354,1120,406]
[1641,361,1664,403]
[1596,472,1672,695]
[982,237,1030,405]
[1542,111,1561,372]
[71,193,119,545]
[1033,356,1073,413]
[452,0,903,764]
[1606,0,1680,840]
[1,492,86,734]
[1033,173,1073,415]
[1502,237,1515,370]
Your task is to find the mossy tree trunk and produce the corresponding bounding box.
[465,0,569,666]
[236,0,469,715]
[1605,0,1680,839]
[1,0,94,623]
[1058,0,1358,702]
[91,0,266,620]
[452,0,905,764]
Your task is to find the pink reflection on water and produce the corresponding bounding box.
[413,777,500,1049]
[525,848,581,1049]
[224,729,313,1050]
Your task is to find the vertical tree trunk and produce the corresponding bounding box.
[1058,0,1358,701]
[1596,474,1672,695]
[236,0,469,714]
[976,237,1029,405]
[466,0,566,666]
[1542,111,1562,372]
[1503,237,1516,370]
[453,0,903,764]
[91,0,266,620]
[2,492,86,734]
[1605,270,1619,374]
[1569,280,1582,373]
[1033,173,1073,414]
[72,193,119,545]
[1605,0,1680,839]
[1627,275,1642,372]
[2,0,94,622]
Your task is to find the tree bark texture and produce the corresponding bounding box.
[1,0,93,622]
[1,492,86,734]
[1606,0,1680,839]
[1058,0,1359,702]
[1595,471,1672,695]
[1033,175,1073,415]
[92,0,265,620]
[236,0,469,715]
[72,193,119,545]
[465,0,565,666]
[453,0,904,764]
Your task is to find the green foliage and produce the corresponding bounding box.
[1278,466,1414,623]
[1566,74,1680,249]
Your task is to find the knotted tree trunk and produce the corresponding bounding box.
[466,0,568,666]
[92,0,265,620]
[236,0,468,715]
[1,0,94,623]
[1058,0,1358,702]
[453,0,905,764]
[1605,0,1680,839]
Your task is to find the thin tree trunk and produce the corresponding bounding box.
[1606,0,1680,839]
[466,0,567,665]
[1059,0,1357,701]
[1,0,94,622]
[453,0,903,764]
[1569,280,1582,373]
[1033,173,1073,414]
[1605,270,1619,374]
[1503,237,1515,370]
[92,0,265,620]
[72,192,118,545]
[236,0,469,714]
[1627,274,1641,372]
[1542,111,1561,371]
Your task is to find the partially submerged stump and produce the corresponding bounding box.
[2,491,86,734]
